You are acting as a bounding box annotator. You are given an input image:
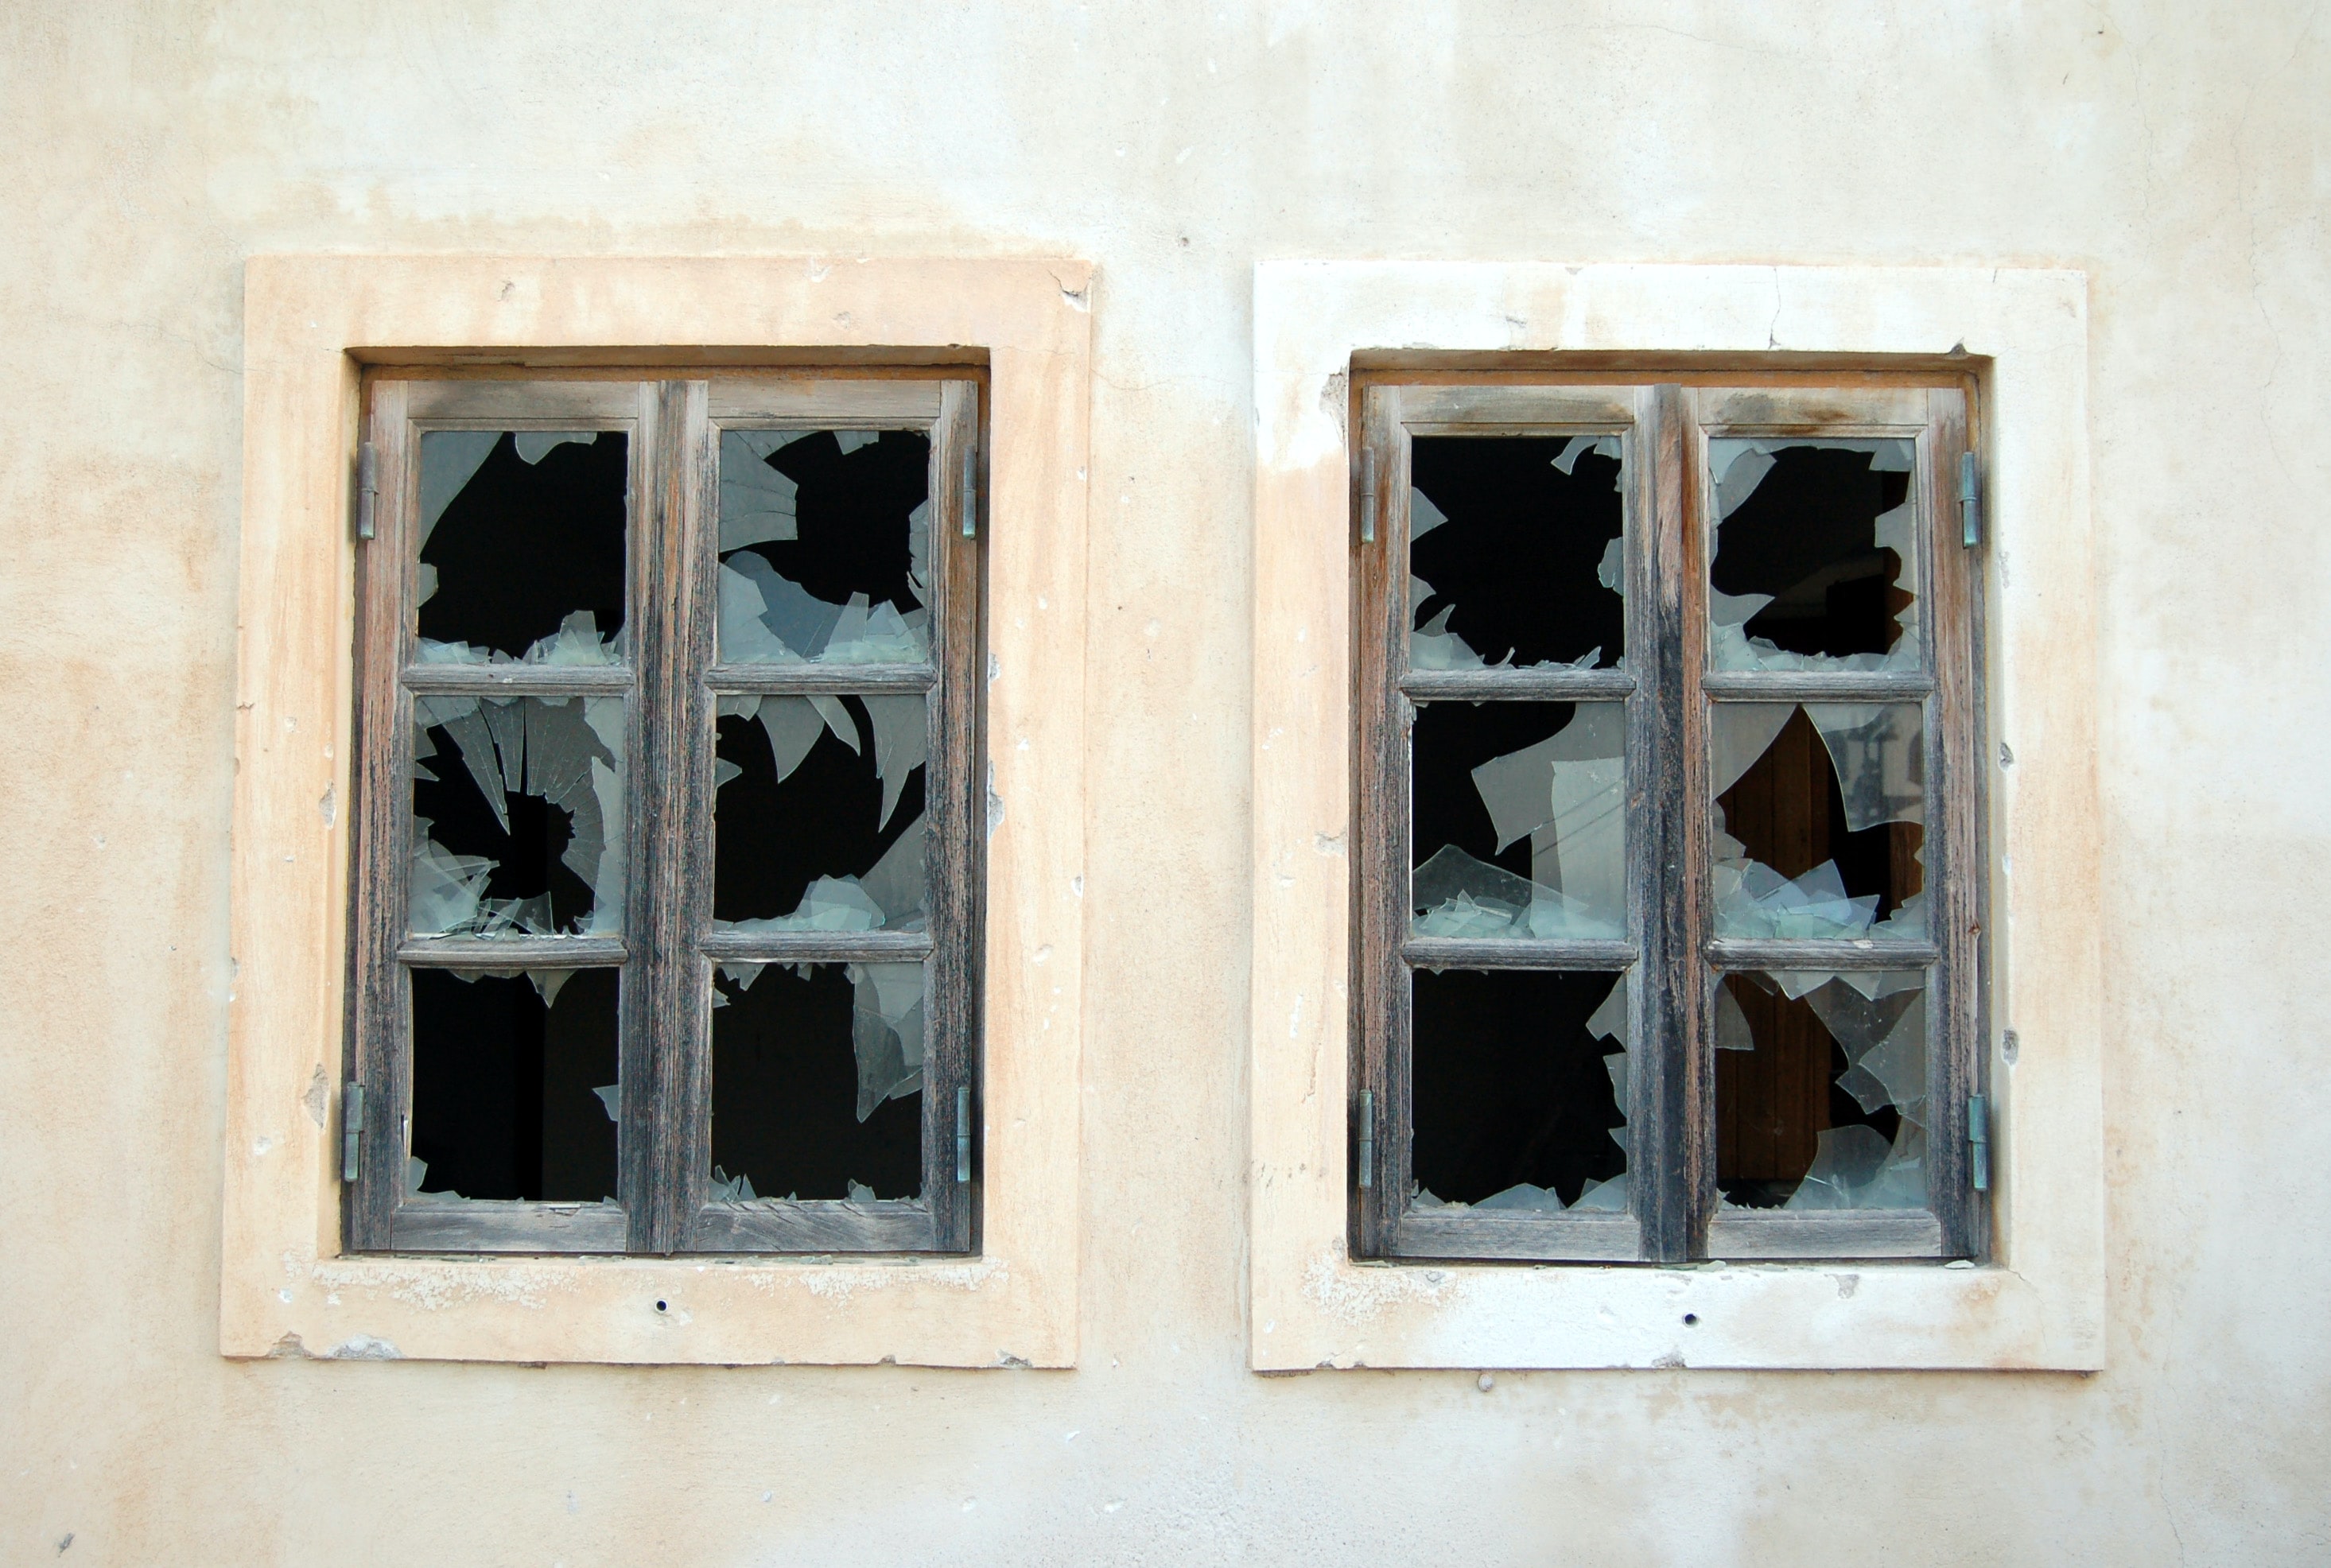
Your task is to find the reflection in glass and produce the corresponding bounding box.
[1707,437,1919,672]
[1411,701,1626,939]
[709,961,924,1202]
[1715,968,1928,1212]
[1408,435,1625,671]
[1409,969,1630,1213]
[1710,702,1924,941]
[416,431,627,666]
[717,429,933,664]
[407,966,620,1204]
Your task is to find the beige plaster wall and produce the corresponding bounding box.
[1,2,2324,1561]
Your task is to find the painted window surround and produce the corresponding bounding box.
[223,255,1092,1366]
[1248,262,2102,1371]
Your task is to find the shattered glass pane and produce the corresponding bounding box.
[1711,702,1924,941]
[1409,969,1630,1211]
[717,429,933,665]
[410,695,626,937]
[407,966,620,1203]
[416,431,627,665]
[709,960,923,1201]
[1408,436,1626,671]
[1412,701,1625,940]
[1715,968,1929,1211]
[712,695,926,930]
[1706,437,1920,672]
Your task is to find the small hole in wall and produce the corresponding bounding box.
[655,1300,668,1313]
[1683,1314,1699,1325]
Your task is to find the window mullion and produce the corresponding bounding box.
[1636,381,1703,1263]
[624,378,715,1254]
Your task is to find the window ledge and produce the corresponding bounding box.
[1248,262,2102,1372]
[223,254,1092,1366]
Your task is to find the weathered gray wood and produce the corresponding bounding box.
[1403,937,1636,971]
[398,937,629,968]
[689,1197,939,1254]
[1391,1206,1642,1262]
[348,377,416,1254]
[1400,668,1635,702]
[1639,382,1700,1263]
[1704,1207,1943,1259]
[1352,385,1408,1257]
[1704,938,1941,972]
[402,664,632,697]
[699,930,934,964]
[403,379,644,423]
[707,378,946,424]
[1698,671,1933,701]
[921,378,982,1253]
[1392,382,1638,429]
[703,662,936,696]
[1925,384,1981,1259]
[390,1201,631,1255]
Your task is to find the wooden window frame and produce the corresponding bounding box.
[348,370,983,1257]
[1352,372,1984,1265]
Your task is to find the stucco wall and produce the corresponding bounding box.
[2,2,2325,1562]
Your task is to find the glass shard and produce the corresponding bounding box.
[717,429,932,664]
[1408,436,1625,671]
[1711,702,1924,941]
[1409,969,1628,1211]
[712,695,927,931]
[408,966,620,1202]
[417,431,627,665]
[410,695,626,937]
[1706,437,1919,672]
[710,961,923,1201]
[1412,701,1625,939]
[1715,968,1929,1211]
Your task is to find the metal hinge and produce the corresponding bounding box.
[341,1081,366,1184]
[1356,1089,1374,1189]
[354,441,380,541]
[955,1085,972,1183]
[1359,448,1377,544]
[1958,450,1981,549]
[960,444,977,539]
[1968,1093,1991,1192]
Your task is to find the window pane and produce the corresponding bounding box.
[709,961,924,1201]
[1715,968,1929,1211]
[1412,701,1626,939]
[1710,701,1924,941]
[711,695,927,931]
[1410,969,1630,1213]
[406,966,620,1204]
[1408,436,1626,671]
[410,695,626,937]
[717,429,933,664]
[1706,437,1919,672]
[415,430,627,665]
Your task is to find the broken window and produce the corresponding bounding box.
[348,375,981,1256]
[1354,378,1983,1264]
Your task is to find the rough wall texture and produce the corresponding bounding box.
[2,2,2325,1562]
